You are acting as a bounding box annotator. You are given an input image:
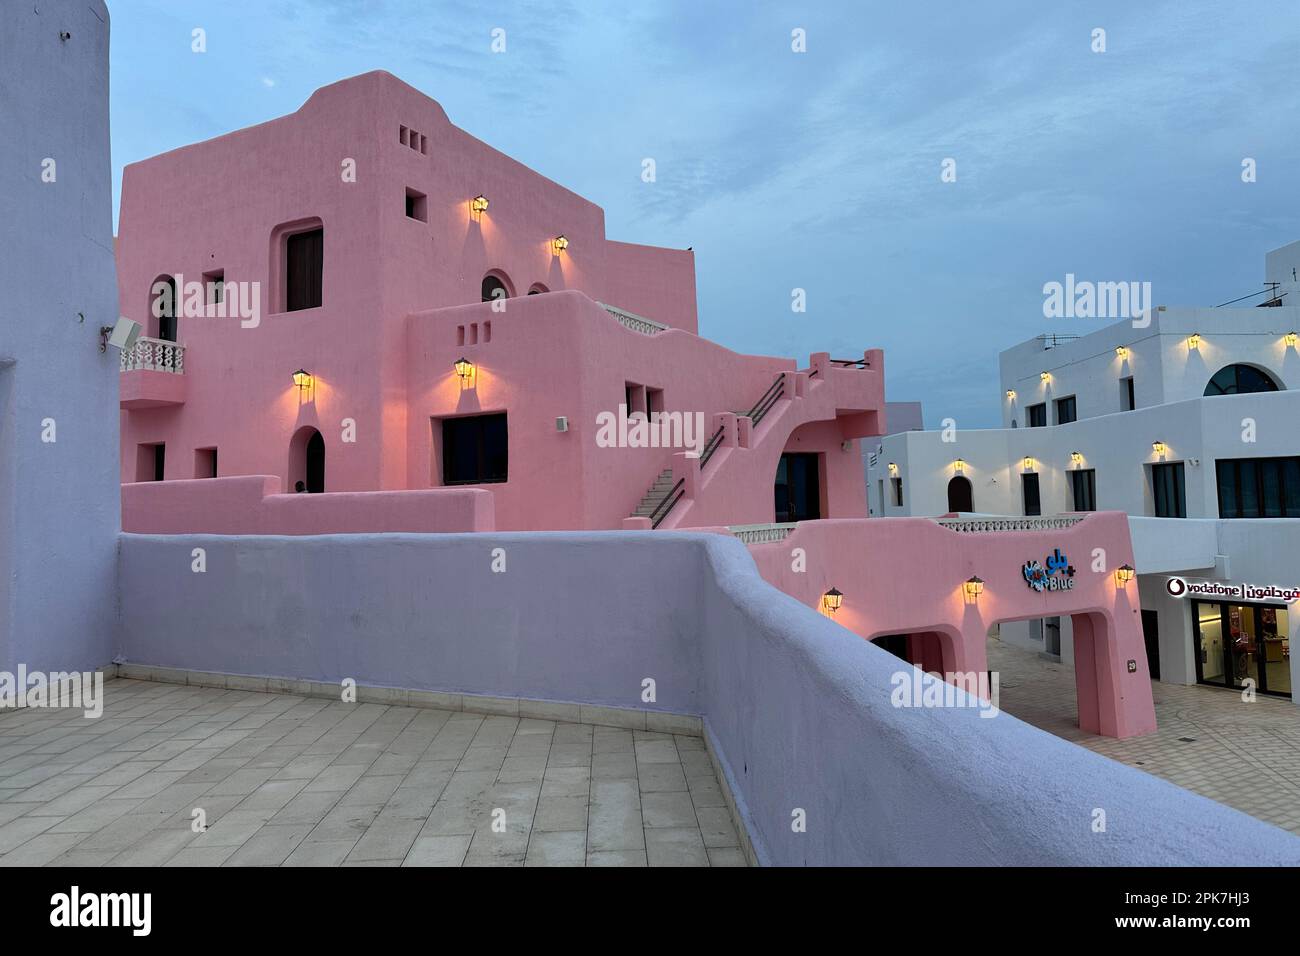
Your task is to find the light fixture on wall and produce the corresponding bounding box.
[454,357,474,387]
[1115,346,1129,358]
[887,462,898,474]
[954,458,965,474]
[292,368,312,390]
[470,194,489,216]
[1070,451,1083,466]
[821,587,844,614]
[1152,440,1166,456]
[552,234,569,255]
[1116,564,1136,585]
[1287,331,1298,348]
[1040,371,1050,383]
[1187,333,1201,350]
[964,575,984,599]
[1023,456,1034,471]
[1006,389,1016,400]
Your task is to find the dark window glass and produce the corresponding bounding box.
[774,453,821,523]
[481,275,509,303]
[1022,473,1041,516]
[1069,469,1096,511]
[442,414,508,484]
[153,443,166,481]
[1027,403,1047,428]
[1153,462,1186,518]
[1054,396,1077,424]
[155,277,178,342]
[892,477,904,507]
[286,229,323,311]
[1204,364,1280,396]
[1123,376,1135,411]
[1216,456,1300,518]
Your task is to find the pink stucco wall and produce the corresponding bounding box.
[117,71,698,494]
[122,476,493,535]
[735,513,1157,738]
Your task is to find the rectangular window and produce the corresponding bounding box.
[405,187,427,222]
[441,413,508,485]
[1069,469,1096,511]
[1121,376,1135,411]
[892,477,904,508]
[1026,403,1047,428]
[285,228,323,312]
[136,442,165,482]
[1054,395,1077,425]
[1022,473,1041,516]
[195,447,218,478]
[1216,456,1300,518]
[1152,462,1186,518]
[202,269,224,308]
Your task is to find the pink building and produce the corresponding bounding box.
[117,72,1155,738]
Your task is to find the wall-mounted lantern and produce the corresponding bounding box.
[292,368,312,390]
[1152,440,1166,456]
[454,357,474,387]
[821,587,843,615]
[1006,389,1016,400]
[887,462,898,474]
[964,575,984,599]
[1040,371,1051,383]
[1023,456,1034,472]
[552,234,569,255]
[1286,331,1298,348]
[1187,332,1201,350]
[1116,564,1136,585]
[1115,346,1129,358]
[954,458,965,474]
[1070,451,1083,466]
[470,194,490,216]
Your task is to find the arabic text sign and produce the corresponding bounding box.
[1165,576,1300,604]
[1023,548,1076,593]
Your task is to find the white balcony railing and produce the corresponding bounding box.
[729,523,798,544]
[121,336,185,374]
[934,516,1084,533]
[598,302,668,336]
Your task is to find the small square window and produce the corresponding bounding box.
[405,188,427,222]
[195,447,218,478]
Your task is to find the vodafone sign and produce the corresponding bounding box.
[1165,576,1300,604]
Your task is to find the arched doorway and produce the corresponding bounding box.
[150,275,178,341]
[289,426,325,493]
[1204,364,1281,396]
[946,475,973,512]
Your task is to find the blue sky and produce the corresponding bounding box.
[107,0,1300,427]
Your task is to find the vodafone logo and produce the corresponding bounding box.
[1166,577,1187,597]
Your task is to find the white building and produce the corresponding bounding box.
[868,242,1300,702]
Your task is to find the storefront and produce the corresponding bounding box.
[1168,577,1296,698]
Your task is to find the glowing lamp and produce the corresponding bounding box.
[454,357,474,382]
[954,458,965,474]
[822,587,843,614]
[1023,456,1034,471]
[887,462,898,474]
[292,368,312,390]
[1040,371,1050,382]
[1286,332,1298,348]
[1115,346,1129,358]
[1152,440,1166,455]
[1006,389,1016,400]
[470,194,489,215]
[1070,451,1082,465]
[964,575,984,598]
[552,234,570,254]
[1116,564,1136,585]
[1187,333,1201,350]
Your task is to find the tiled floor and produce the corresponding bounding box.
[989,637,1300,835]
[0,679,746,866]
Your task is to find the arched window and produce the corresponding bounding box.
[946,476,973,513]
[481,273,512,304]
[150,275,178,341]
[527,283,548,295]
[1204,364,1281,397]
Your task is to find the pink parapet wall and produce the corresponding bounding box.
[122,476,494,535]
[734,513,1157,739]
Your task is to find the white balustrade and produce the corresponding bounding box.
[121,336,185,374]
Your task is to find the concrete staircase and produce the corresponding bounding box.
[632,469,676,518]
